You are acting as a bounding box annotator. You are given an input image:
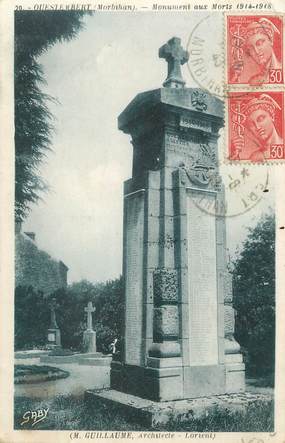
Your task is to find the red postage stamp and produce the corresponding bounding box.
[227,15,283,85]
[228,91,284,161]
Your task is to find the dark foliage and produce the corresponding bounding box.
[14,277,124,354]
[15,11,87,221]
[233,212,275,376]
[14,286,50,349]
[94,278,124,353]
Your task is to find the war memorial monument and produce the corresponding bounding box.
[88,37,245,411]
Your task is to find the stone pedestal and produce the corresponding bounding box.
[47,328,61,347]
[85,389,271,428]
[47,298,61,348]
[83,330,97,353]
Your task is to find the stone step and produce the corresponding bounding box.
[85,388,274,427]
[79,352,105,359]
[78,357,112,366]
[40,354,82,364]
[39,353,113,365]
[15,350,50,359]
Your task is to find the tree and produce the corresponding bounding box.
[61,277,124,353]
[14,277,124,353]
[95,277,124,353]
[15,11,87,221]
[14,286,50,349]
[232,212,275,376]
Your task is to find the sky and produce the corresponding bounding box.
[22,12,274,283]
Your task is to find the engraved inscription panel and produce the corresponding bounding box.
[154,306,179,338]
[224,305,235,335]
[48,333,55,342]
[180,116,212,133]
[153,269,178,304]
[187,191,218,366]
[124,192,144,365]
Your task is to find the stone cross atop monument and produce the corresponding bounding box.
[159,37,189,88]
[85,301,95,332]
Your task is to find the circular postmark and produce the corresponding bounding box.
[186,13,251,100]
[188,161,270,218]
[187,13,226,98]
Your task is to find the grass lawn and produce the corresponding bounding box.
[14,394,274,431]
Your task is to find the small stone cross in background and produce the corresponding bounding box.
[85,301,95,332]
[47,298,61,347]
[159,37,189,88]
[49,298,59,329]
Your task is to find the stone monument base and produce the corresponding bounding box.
[40,353,82,364]
[224,339,246,393]
[83,330,97,353]
[111,360,245,401]
[47,328,61,347]
[111,360,184,401]
[40,352,112,366]
[15,350,50,359]
[78,353,112,366]
[85,388,272,428]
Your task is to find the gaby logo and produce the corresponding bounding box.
[20,408,49,426]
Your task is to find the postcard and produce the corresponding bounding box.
[0,0,285,442]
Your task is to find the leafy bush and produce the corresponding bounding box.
[232,212,275,376]
[15,286,50,349]
[15,11,87,221]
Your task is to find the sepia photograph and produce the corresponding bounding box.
[1,1,284,440]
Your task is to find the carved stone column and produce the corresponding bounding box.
[146,268,183,401]
[224,272,245,392]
